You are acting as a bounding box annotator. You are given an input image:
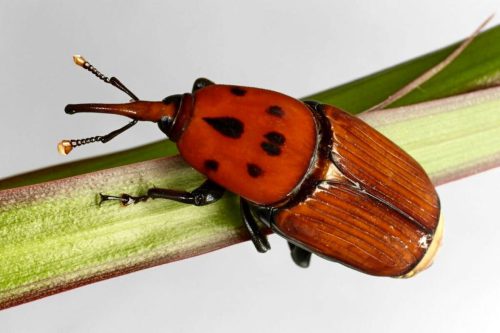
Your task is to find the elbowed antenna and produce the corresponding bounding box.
[57,120,138,155]
[58,55,143,155]
[59,55,179,155]
[73,55,139,101]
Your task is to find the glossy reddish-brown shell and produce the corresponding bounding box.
[176,85,317,205]
[274,106,441,277]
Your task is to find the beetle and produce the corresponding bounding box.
[59,55,442,277]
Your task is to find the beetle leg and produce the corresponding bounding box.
[288,242,312,268]
[192,78,215,92]
[249,204,313,267]
[99,179,225,206]
[240,199,270,253]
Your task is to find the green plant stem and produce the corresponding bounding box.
[1,86,500,310]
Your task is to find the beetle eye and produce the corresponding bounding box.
[158,116,173,137]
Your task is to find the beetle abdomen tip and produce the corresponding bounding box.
[400,213,444,278]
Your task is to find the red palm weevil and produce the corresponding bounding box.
[59,55,442,277]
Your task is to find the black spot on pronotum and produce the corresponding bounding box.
[230,86,247,96]
[203,117,244,138]
[204,160,219,171]
[247,163,263,178]
[264,131,286,145]
[261,142,281,156]
[267,105,284,117]
[261,131,285,156]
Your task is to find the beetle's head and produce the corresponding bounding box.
[58,55,182,155]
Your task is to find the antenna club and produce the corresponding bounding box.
[73,55,87,67]
[57,140,73,155]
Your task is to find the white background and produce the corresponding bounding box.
[1,1,500,332]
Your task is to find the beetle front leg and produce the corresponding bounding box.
[100,179,225,207]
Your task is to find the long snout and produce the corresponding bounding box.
[64,101,176,122]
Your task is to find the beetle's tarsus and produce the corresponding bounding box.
[119,194,149,206]
[99,193,148,206]
[99,193,120,205]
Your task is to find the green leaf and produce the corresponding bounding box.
[308,25,500,112]
[1,26,500,309]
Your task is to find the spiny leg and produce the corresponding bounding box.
[365,15,493,112]
[100,179,225,206]
[288,242,312,268]
[240,199,270,253]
